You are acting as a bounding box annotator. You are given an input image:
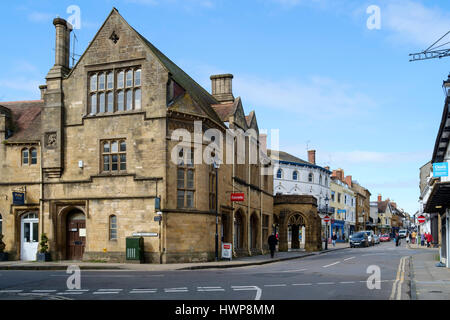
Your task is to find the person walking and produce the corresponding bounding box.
[426,233,433,248]
[332,232,337,247]
[412,231,416,245]
[395,232,400,247]
[268,232,278,258]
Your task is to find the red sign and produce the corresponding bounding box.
[418,215,426,224]
[323,215,330,223]
[223,244,231,250]
[231,193,245,202]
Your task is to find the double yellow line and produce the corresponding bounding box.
[390,256,408,300]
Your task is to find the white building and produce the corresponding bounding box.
[268,149,331,245]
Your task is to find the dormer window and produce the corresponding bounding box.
[88,67,142,115]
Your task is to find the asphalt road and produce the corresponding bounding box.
[0,241,417,300]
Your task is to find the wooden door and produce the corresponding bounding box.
[67,213,86,260]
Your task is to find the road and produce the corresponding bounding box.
[0,241,417,300]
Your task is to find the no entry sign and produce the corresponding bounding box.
[231,193,245,202]
[418,215,426,224]
[323,215,330,223]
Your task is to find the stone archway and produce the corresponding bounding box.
[287,213,305,250]
[274,195,322,252]
[233,209,247,255]
[249,212,260,254]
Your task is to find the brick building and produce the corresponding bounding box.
[0,8,273,263]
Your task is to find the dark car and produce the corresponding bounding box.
[349,232,369,248]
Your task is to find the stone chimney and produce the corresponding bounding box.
[53,17,72,70]
[260,134,267,154]
[378,194,382,202]
[308,150,316,165]
[210,74,234,103]
[39,85,47,100]
[345,175,352,187]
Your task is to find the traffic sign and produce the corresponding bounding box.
[418,215,426,224]
[323,215,330,223]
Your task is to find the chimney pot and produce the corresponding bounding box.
[210,74,234,103]
[39,85,47,100]
[308,150,316,165]
[53,17,72,69]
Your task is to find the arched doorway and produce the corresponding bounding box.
[66,209,86,260]
[288,213,305,250]
[250,213,259,252]
[233,210,245,252]
[20,212,39,261]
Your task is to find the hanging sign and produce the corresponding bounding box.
[231,193,245,202]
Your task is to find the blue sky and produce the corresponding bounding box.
[1,0,449,215]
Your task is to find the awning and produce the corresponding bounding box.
[424,181,450,214]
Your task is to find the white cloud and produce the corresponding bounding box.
[233,74,377,120]
[384,0,450,47]
[28,11,54,23]
[0,77,40,95]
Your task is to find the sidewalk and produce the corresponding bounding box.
[0,243,349,271]
[408,246,450,300]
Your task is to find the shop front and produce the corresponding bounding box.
[331,220,346,242]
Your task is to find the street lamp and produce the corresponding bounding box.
[325,195,329,250]
[442,74,450,97]
[213,159,220,261]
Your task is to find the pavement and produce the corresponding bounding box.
[407,243,450,300]
[0,242,349,271]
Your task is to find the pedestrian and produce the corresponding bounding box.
[412,231,416,244]
[426,233,432,248]
[395,232,400,247]
[332,232,337,247]
[268,232,278,258]
[421,233,425,246]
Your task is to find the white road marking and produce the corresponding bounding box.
[343,257,355,261]
[98,289,123,291]
[32,290,57,293]
[317,282,335,285]
[0,290,23,293]
[231,286,262,300]
[292,283,312,286]
[340,281,355,284]
[322,261,340,268]
[93,289,123,295]
[279,268,307,273]
[165,287,188,293]
[263,284,286,287]
[56,292,84,295]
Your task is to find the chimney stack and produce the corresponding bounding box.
[308,150,316,165]
[210,74,234,103]
[53,17,72,70]
[378,194,382,202]
[345,175,352,187]
[39,85,47,100]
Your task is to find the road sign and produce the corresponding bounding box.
[323,215,330,223]
[154,216,162,222]
[418,215,426,224]
[231,193,245,202]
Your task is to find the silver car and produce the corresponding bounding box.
[362,230,375,246]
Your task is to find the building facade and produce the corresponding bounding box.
[329,172,356,240]
[0,9,274,263]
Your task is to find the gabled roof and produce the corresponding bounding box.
[0,100,43,142]
[69,8,225,127]
[211,98,238,122]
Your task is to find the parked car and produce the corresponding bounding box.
[362,230,375,246]
[399,229,408,238]
[373,234,380,244]
[349,232,369,248]
[380,234,390,242]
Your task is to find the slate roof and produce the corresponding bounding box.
[0,100,43,143]
[212,100,237,122]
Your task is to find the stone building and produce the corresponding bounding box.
[0,8,274,263]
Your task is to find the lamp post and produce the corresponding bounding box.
[213,160,219,261]
[325,195,329,250]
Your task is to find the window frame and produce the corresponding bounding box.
[22,147,38,166]
[100,139,127,174]
[176,147,195,209]
[109,215,118,241]
[88,67,142,115]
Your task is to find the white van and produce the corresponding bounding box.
[399,229,407,238]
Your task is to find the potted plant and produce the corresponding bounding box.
[0,234,8,261]
[36,233,51,262]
